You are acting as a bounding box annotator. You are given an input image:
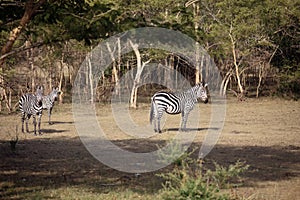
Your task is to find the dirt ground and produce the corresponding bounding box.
[0,98,300,199]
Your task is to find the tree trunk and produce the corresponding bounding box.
[106,41,120,96]
[58,54,66,104]
[220,69,233,96]
[223,74,232,97]
[28,41,35,93]
[195,42,201,84]
[256,63,264,98]
[2,88,12,113]
[256,45,278,98]
[0,90,2,112]
[87,55,94,103]
[229,27,244,98]
[129,40,151,108]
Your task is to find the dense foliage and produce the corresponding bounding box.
[0,0,299,111]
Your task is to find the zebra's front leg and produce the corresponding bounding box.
[38,113,42,135]
[33,115,37,135]
[180,112,189,132]
[48,108,53,125]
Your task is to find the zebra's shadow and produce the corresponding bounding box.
[44,121,74,125]
[41,129,68,134]
[164,127,219,132]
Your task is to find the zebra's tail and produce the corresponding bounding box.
[150,97,154,124]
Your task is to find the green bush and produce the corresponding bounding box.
[157,157,249,200]
[158,161,229,200]
[277,68,300,100]
[156,139,195,167]
[207,161,249,189]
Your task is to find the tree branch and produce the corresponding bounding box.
[0,42,44,60]
[1,0,46,66]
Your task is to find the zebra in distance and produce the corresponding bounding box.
[19,86,44,135]
[150,83,208,133]
[42,87,61,125]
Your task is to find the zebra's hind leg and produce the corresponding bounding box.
[157,122,162,133]
[152,108,160,133]
[153,118,161,133]
[157,115,162,133]
[153,116,162,133]
[153,118,158,133]
[21,113,25,133]
[152,104,163,133]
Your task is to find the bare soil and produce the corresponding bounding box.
[0,98,300,199]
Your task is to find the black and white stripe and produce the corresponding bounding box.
[150,83,208,133]
[19,86,44,135]
[42,87,61,125]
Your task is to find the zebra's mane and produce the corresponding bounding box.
[157,83,204,98]
[170,84,200,100]
[43,88,60,102]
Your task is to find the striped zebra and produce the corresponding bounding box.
[19,86,44,135]
[150,83,208,133]
[42,87,61,125]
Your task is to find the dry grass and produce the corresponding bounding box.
[0,98,300,199]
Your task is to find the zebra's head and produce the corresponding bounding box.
[50,87,61,101]
[36,86,44,104]
[196,82,208,104]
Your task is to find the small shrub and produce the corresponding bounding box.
[158,159,231,200]
[207,161,249,189]
[157,156,249,200]
[156,139,195,167]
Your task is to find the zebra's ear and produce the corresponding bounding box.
[36,86,43,95]
[56,87,61,94]
[204,83,208,88]
[36,85,43,91]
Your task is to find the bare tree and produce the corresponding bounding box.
[229,25,245,99]
[106,42,119,84]
[129,40,151,108]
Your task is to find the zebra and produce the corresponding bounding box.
[150,82,208,133]
[19,86,44,135]
[42,87,61,125]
